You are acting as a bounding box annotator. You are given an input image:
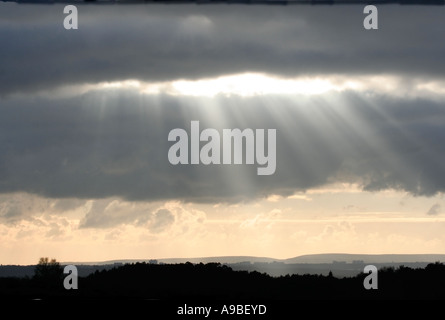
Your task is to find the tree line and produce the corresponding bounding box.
[1,258,445,300]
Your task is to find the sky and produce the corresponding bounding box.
[1,3,445,265]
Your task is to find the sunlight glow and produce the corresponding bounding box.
[25,73,445,100]
[170,73,339,97]
[90,74,445,99]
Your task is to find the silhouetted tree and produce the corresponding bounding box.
[33,257,63,289]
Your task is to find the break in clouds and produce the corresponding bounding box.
[0,4,444,203]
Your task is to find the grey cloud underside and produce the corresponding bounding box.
[1,4,444,203]
[0,90,444,202]
[76,200,172,229]
[1,5,445,94]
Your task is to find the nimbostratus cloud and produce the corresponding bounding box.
[0,89,444,202]
[0,4,444,204]
[1,5,445,95]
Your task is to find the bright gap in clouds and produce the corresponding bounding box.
[93,73,340,97]
[41,73,445,99]
[31,73,342,99]
[170,73,339,96]
[105,73,358,97]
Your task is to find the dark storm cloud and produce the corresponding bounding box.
[0,89,444,202]
[1,3,444,203]
[1,4,445,95]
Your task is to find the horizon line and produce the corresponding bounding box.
[4,253,445,266]
[43,252,445,266]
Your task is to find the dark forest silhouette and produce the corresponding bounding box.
[1,260,445,300]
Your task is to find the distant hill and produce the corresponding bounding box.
[62,253,445,266]
[158,256,278,264]
[283,253,445,264]
[62,256,278,266]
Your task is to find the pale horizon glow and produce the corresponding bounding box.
[1,184,444,265]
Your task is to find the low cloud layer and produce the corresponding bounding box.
[1,4,445,95]
[0,89,444,202]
